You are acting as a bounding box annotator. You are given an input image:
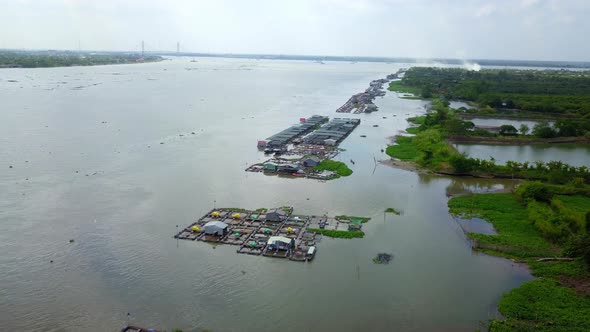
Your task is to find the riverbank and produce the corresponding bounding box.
[384,99,590,184]
[383,69,590,330]
[448,185,590,331]
[379,158,431,174]
[0,50,163,68]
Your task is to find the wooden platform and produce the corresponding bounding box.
[174,207,352,262]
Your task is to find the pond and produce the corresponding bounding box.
[453,143,590,166]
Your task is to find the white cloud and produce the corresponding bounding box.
[0,0,589,61]
[520,0,540,8]
[475,3,496,17]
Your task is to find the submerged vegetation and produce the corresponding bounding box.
[335,215,371,223]
[384,208,401,215]
[448,181,590,331]
[314,160,353,177]
[308,228,364,239]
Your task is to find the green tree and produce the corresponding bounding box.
[421,86,433,98]
[555,119,579,137]
[450,154,476,173]
[519,123,530,136]
[532,121,557,138]
[499,124,518,136]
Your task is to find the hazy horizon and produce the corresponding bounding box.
[1,0,590,62]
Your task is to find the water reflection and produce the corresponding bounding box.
[454,143,590,167]
[443,176,518,197]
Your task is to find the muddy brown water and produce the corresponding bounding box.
[0,58,553,332]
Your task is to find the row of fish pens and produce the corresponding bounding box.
[174,207,321,262]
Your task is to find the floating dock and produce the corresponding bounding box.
[175,207,367,262]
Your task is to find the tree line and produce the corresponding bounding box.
[0,51,162,68]
[400,67,590,118]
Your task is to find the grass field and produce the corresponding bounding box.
[448,192,590,331]
[314,160,353,177]
[385,136,421,161]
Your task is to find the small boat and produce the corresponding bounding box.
[350,159,355,165]
[306,246,316,261]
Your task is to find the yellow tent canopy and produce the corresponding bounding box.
[212,211,220,218]
[191,225,201,232]
[232,213,241,219]
[287,227,294,233]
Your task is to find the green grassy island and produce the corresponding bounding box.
[308,228,365,239]
[314,159,353,177]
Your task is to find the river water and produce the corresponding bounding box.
[1,58,540,332]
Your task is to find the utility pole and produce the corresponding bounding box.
[141,40,144,57]
[177,41,180,54]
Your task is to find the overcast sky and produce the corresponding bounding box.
[1,0,589,61]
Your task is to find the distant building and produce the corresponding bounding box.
[266,209,287,222]
[203,221,228,236]
[267,236,295,251]
[277,164,300,173]
[365,103,378,113]
[324,139,337,146]
[302,156,320,167]
[263,162,278,171]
